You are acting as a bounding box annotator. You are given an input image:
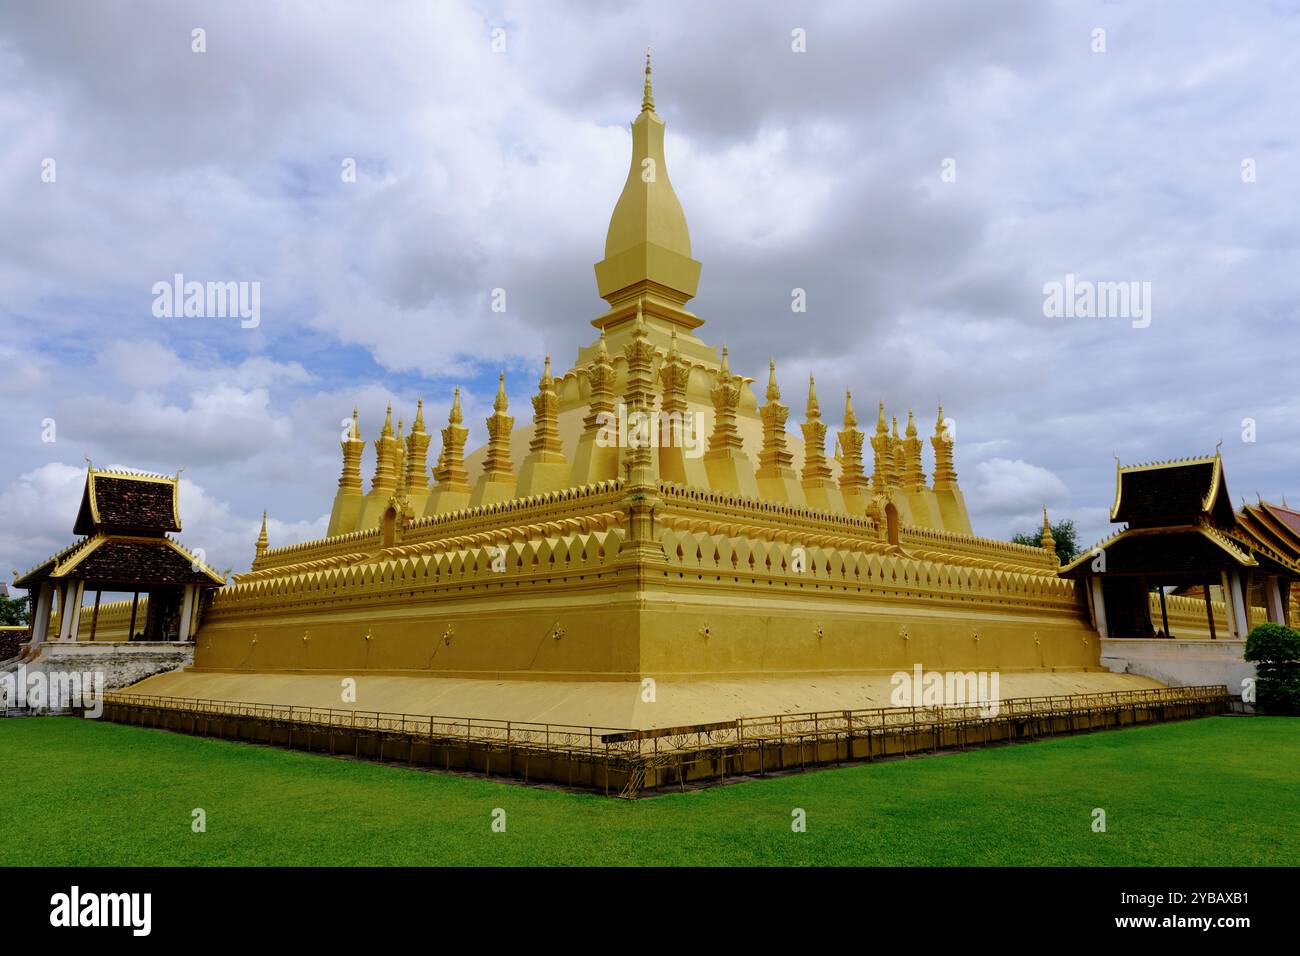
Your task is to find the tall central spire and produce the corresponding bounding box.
[593,53,703,332]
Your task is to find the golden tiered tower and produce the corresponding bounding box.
[133,58,1141,730]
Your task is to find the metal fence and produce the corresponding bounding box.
[607,684,1231,753]
[104,691,633,756]
[101,683,1231,797]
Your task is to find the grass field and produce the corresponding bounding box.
[2,715,1296,866]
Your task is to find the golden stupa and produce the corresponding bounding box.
[131,57,1155,727]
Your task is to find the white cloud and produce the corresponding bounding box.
[1,0,1298,581]
[966,458,1070,518]
[171,475,328,575]
[0,463,87,577]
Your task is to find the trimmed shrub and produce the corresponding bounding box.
[1244,622,1300,715]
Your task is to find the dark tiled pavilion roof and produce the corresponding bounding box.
[73,469,181,536]
[13,466,223,590]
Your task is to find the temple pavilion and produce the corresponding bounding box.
[13,468,224,646]
[1061,453,1298,640]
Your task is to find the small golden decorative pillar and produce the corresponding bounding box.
[930,402,973,534]
[427,388,472,514]
[359,404,401,529]
[703,346,759,498]
[403,400,433,516]
[518,356,571,497]
[755,360,805,506]
[570,331,621,487]
[902,409,942,529]
[327,407,366,536]
[800,374,844,513]
[470,373,518,508]
[657,330,708,488]
[837,390,870,516]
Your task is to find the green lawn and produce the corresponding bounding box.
[1,716,1295,866]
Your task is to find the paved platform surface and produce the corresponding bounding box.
[127,669,1164,729]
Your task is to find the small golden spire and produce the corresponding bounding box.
[412,398,426,432]
[641,48,654,113]
[381,403,394,439]
[766,359,780,402]
[806,373,821,420]
[255,510,268,557]
[1040,506,1057,554]
[720,344,730,375]
[542,354,553,384]
[876,400,888,434]
[494,371,509,412]
[668,328,680,358]
[844,389,857,429]
[935,402,946,435]
[891,415,900,440]
[906,409,917,438]
[597,327,609,360]
[449,386,463,425]
[351,406,361,441]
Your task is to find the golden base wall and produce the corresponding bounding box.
[193,480,1099,681]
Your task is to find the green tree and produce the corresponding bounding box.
[1244,622,1300,715]
[0,592,29,626]
[1012,519,1079,566]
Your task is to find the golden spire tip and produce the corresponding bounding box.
[641,48,655,113]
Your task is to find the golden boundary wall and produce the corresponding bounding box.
[190,480,1104,681]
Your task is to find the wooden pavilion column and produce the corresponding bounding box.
[1264,576,1287,624]
[177,585,196,643]
[67,581,85,641]
[1089,578,1109,639]
[29,582,54,647]
[1203,581,1217,640]
[88,590,102,642]
[1223,571,1249,640]
[127,591,140,641]
[57,581,76,641]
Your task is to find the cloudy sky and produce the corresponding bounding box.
[2,0,1298,582]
